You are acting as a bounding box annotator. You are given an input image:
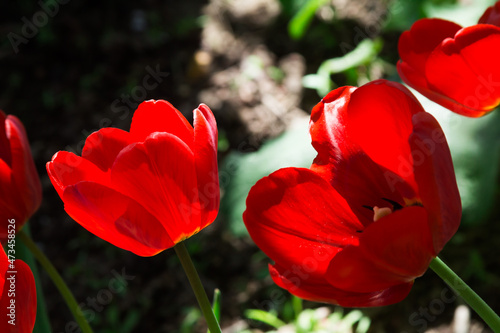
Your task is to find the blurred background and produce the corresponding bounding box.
[1,0,499,332]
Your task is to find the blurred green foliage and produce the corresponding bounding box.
[287,0,330,40]
[244,301,371,333]
[424,0,496,26]
[415,92,500,226]
[220,118,316,237]
[302,38,383,96]
[5,0,500,331]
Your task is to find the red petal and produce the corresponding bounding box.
[326,206,434,293]
[110,133,201,244]
[47,151,109,198]
[193,104,219,230]
[0,115,41,239]
[478,1,500,26]
[309,85,355,172]
[0,111,12,165]
[0,249,37,333]
[5,115,42,217]
[425,25,500,117]
[311,81,422,218]
[397,19,467,115]
[129,100,194,146]
[343,80,424,199]
[244,167,361,283]
[63,182,174,256]
[270,264,413,307]
[410,112,461,253]
[310,86,392,217]
[398,19,462,78]
[0,162,23,240]
[81,128,135,172]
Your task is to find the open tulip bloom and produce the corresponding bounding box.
[47,100,222,332]
[244,80,462,306]
[47,100,219,256]
[397,1,500,117]
[244,80,500,329]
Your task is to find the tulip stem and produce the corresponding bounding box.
[18,230,94,333]
[430,257,500,331]
[174,241,222,333]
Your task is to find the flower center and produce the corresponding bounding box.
[372,206,393,221]
[362,198,404,223]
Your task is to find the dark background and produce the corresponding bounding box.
[1,0,499,332]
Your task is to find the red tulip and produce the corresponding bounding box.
[0,111,42,242]
[243,80,461,307]
[47,100,219,256]
[397,1,500,117]
[0,247,37,333]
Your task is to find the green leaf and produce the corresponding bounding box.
[296,309,318,331]
[303,38,383,97]
[208,288,221,333]
[292,296,303,320]
[288,0,330,40]
[181,307,201,333]
[245,309,286,329]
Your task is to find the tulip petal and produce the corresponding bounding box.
[310,81,418,220]
[111,133,201,244]
[309,85,355,172]
[424,25,500,116]
[269,264,413,307]
[244,167,361,283]
[63,182,174,256]
[397,19,462,107]
[81,128,134,172]
[0,115,42,238]
[47,151,109,198]
[410,112,461,253]
[0,111,11,165]
[326,206,434,293]
[398,19,462,77]
[5,115,42,221]
[346,81,423,192]
[193,104,219,230]
[130,100,194,146]
[478,1,500,26]
[0,250,36,333]
[0,163,22,235]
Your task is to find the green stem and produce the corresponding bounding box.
[15,225,52,332]
[174,242,222,333]
[430,257,500,331]
[18,230,94,333]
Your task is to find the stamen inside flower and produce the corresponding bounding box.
[373,206,393,222]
